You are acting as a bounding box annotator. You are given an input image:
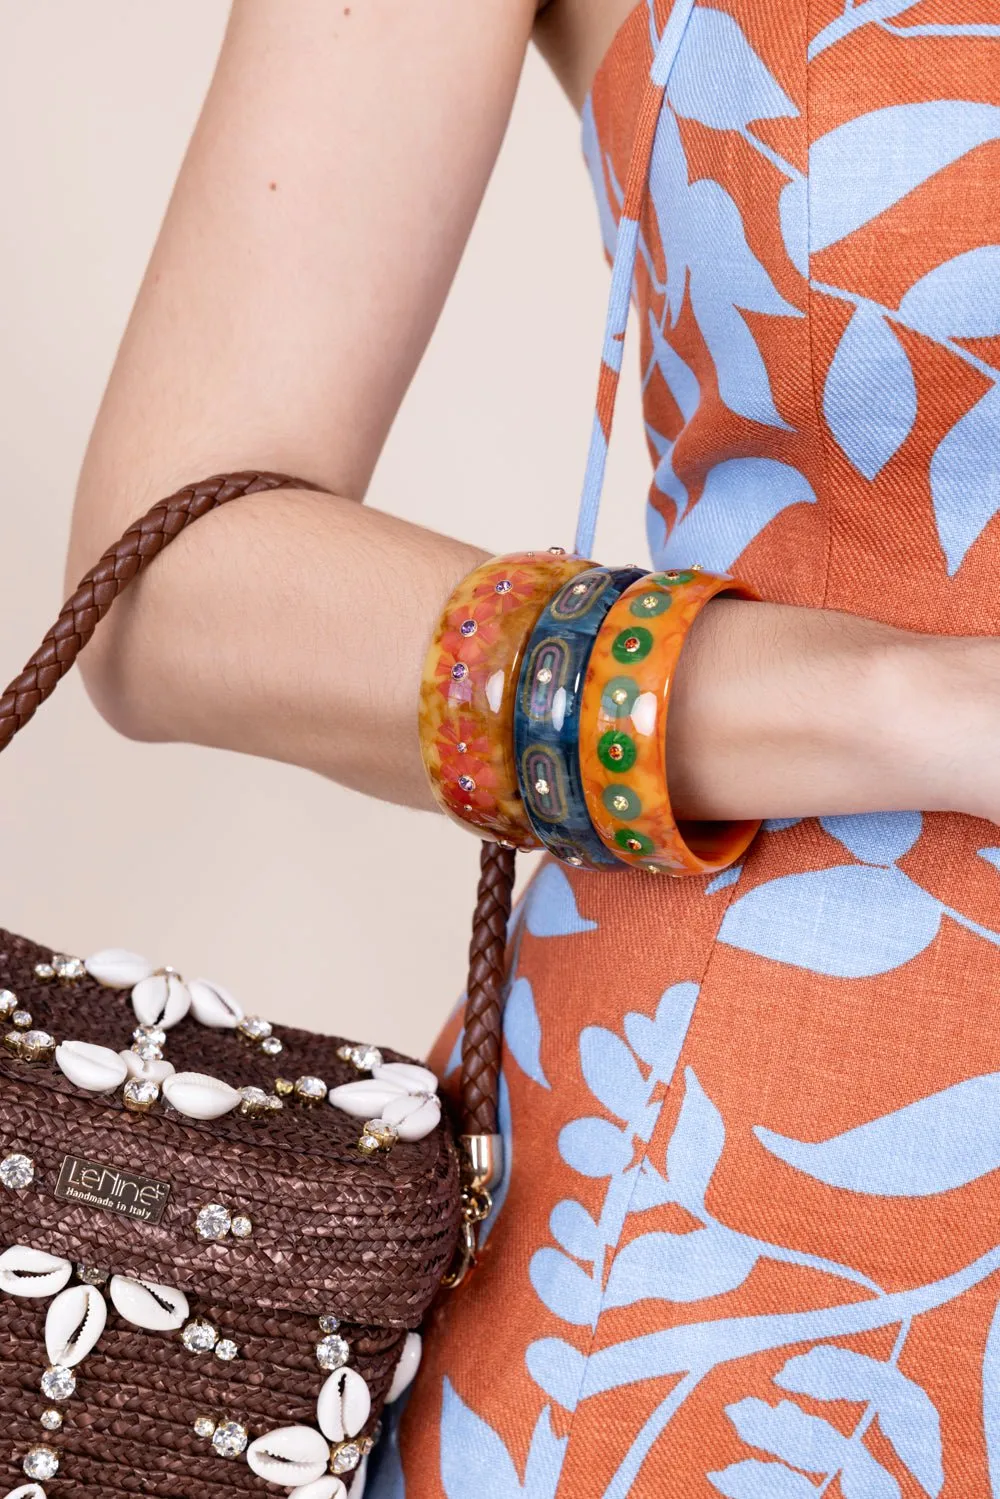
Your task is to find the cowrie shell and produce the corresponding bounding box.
[373,1062,439,1095]
[131,973,190,1030]
[161,1071,242,1121]
[387,1331,422,1402]
[109,1276,189,1331]
[327,1078,411,1120]
[289,1480,348,1499]
[4,1485,48,1498]
[379,1093,441,1142]
[45,1283,107,1366]
[246,1427,330,1487]
[119,1051,175,1084]
[188,979,244,1029]
[316,1366,371,1442]
[84,948,155,989]
[55,1040,128,1094]
[0,1247,72,1299]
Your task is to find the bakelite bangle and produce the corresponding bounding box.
[513,564,645,869]
[579,568,762,875]
[419,550,592,848]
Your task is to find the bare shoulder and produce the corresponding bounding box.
[534,0,639,110]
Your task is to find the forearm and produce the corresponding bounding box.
[68,484,486,811]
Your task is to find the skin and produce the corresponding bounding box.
[66,0,1000,826]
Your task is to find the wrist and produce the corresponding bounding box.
[891,632,1000,819]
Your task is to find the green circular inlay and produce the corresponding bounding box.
[629,590,671,619]
[653,569,696,587]
[597,729,637,773]
[601,676,639,719]
[612,626,653,664]
[602,784,642,821]
[614,827,654,857]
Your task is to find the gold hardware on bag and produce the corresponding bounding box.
[441,1134,503,1290]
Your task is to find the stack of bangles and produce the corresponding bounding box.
[418,549,761,876]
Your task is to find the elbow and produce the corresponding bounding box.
[76,609,173,747]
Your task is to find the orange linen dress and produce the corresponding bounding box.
[369,1,1000,1493]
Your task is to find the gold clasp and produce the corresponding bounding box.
[441,1133,504,1291]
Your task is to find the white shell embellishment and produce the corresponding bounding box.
[55,1040,128,1094]
[119,1051,175,1083]
[132,973,191,1030]
[188,979,244,1029]
[246,1427,330,1487]
[109,1275,189,1331]
[4,1485,48,1498]
[387,1331,423,1402]
[316,1367,371,1443]
[289,1480,348,1499]
[84,948,155,989]
[161,1071,242,1120]
[0,1247,73,1299]
[44,1283,107,1366]
[329,1062,441,1142]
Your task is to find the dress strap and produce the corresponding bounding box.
[574,0,697,559]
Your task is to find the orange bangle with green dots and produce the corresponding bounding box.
[419,549,592,848]
[578,568,762,875]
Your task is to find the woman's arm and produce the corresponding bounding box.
[67,0,1000,826]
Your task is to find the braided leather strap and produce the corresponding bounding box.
[461,841,516,1135]
[0,468,515,1134]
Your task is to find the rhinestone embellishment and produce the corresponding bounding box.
[230,1214,253,1239]
[24,1446,60,1480]
[237,1015,273,1042]
[338,1043,383,1073]
[457,775,476,793]
[194,1416,217,1439]
[494,579,512,594]
[358,1119,398,1154]
[212,1421,249,1458]
[0,1153,34,1190]
[319,1314,340,1333]
[196,1204,232,1241]
[450,662,468,681]
[41,1366,76,1401]
[215,1338,239,1362]
[294,1076,327,1102]
[40,1408,63,1431]
[239,1085,282,1118]
[317,1332,350,1371]
[260,1035,283,1056]
[331,1440,363,1474]
[459,619,477,636]
[0,990,16,1017]
[123,1078,160,1112]
[182,1319,218,1353]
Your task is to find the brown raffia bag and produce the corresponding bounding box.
[0,472,515,1499]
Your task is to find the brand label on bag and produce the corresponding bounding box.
[55,1155,172,1225]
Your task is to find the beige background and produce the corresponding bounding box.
[0,1,649,1056]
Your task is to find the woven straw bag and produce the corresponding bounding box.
[0,473,515,1499]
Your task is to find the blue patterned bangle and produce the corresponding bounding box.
[514,565,645,868]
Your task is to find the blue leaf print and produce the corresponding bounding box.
[524,863,598,938]
[628,1159,675,1211]
[647,311,700,423]
[706,865,743,894]
[666,1068,725,1211]
[929,383,1000,576]
[981,848,1000,875]
[719,865,941,977]
[648,107,692,326]
[764,818,804,832]
[899,245,1000,340]
[823,304,917,479]
[756,1071,1000,1196]
[983,1294,1000,1494]
[819,811,922,866]
[647,425,690,515]
[530,1247,602,1328]
[726,1396,847,1469]
[777,1346,943,1496]
[603,1226,758,1307]
[709,1460,820,1497]
[668,6,798,130]
[440,1378,523,1499]
[690,285,793,427]
[779,177,808,278]
[525,1338,586,1413]
[839,1446,902,1499]
[581,97,617,260]
[549,1199,601,1265]
[657,457,817,572]
[624,979,700,1077]
[580,1026,651,1126]
[559,1116,633,1178]
[521,1407,567,1499]
[479,1071,512,1248]
[810,102,1000,253]
[504,977,551,1090]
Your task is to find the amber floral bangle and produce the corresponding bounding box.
[579,568,762,875]
[419,550,591,848]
